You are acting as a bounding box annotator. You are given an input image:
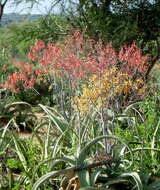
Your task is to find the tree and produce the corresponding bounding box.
[0,0,38,20]
[0,0,8,20]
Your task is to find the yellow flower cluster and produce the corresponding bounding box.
[73,66,145,113]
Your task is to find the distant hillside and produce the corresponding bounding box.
[0,13,42,26]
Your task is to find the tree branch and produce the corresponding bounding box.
[0,0,8,21]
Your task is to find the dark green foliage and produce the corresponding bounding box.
[71,0,160,49]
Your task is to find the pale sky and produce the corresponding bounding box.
[4,0,61,15]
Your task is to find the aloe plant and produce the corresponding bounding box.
[31,135,134,190]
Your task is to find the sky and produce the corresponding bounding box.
[4,0,61,15]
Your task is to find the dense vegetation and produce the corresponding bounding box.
[0,1,160,190]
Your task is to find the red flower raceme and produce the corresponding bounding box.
[4,31,148,92]
[119,42,148,74]
[35,69,43,77]
[28,51,37,61]
[3,62,38,92]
